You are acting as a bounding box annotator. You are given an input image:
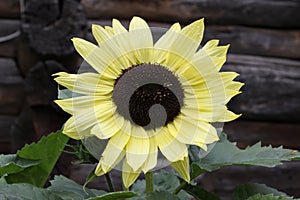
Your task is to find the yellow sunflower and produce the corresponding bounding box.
[53,16,243,188]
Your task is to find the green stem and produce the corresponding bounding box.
[173,181,187,195]
[105,172,114,192]
[145,171,154,196]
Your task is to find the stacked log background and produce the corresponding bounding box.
[0,0,299,199]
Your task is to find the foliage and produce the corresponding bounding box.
[1,128,300,199]
[0,154,40,177]
[5,131,69,187]
[190,133,300,173]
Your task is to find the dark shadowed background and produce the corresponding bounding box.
[0,0,299,199]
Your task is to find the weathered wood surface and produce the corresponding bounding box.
[10,110,35,152]
[82,0,300,28]
[224,120,300,150]
[198,162,300,200]
[0,0,19,18]
[224,54,300,122]
[0,115,15,153]
[205,26,300,60]
[0,20,20,57]
[22,0,86,56]
[24,60,66,106]
[31,106,68,140]
[0,58,24,115]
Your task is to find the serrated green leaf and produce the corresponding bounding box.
[86,191,138,200]
[0,154,40,177]
[246,194,296,200]
[6,131,69,187]
[48,175,106,200]
[191,133,300,172]
[146,191,180,200]
[234,183,287,200]
[0,183,63,200]
[183,184,220,200]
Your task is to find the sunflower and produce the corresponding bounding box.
[53,16,243,188]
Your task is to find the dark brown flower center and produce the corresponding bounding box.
[112,64,184,130]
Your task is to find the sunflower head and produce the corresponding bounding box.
[53,16,243,188]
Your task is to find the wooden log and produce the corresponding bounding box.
[81,0,300,28]
[30,106,68,139]
[24,60,66,106]
[205,26,300,60]
[224,54,300,122]
[0,0,20,18]
[0,115,15,153]
[198,163,300,200]
[224,120,300,150]
[0,58,24,115]
[22,0,86,56]
[87,20,300,60]
[0,20,20,57]
[10,110,36,153]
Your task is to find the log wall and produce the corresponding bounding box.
[0,0,299,198]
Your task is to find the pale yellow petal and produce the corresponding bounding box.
[155,128,187,162]
[100,131,130,173]
[126,126,150,171]
[112,19,127,34]
[171,116,219,146]
[72,38,122,77]
[129,16,153,63]
[142,136,158,173]
[220,72,240,84]
[201,40,230,71]
[181,18,204,45]
[202,39,219,49]
[92,24,114,46]
[105,26,114,35]
[54,95,109,115]
[171,155,190,183]
[110,19,138,67]
[154,19,204,71]
[53,72,113,95]
[122,158,141,188]
[221,110,241,122]
[91,115,124,139]
[224,89,242,104]
[227,81,244,91]
[154,22,181,50]
[62,115,93,139]
[95,162,105,176]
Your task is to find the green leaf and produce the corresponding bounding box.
[190,164,205,180]
[58,88,81,99]
[246,194,296,200]
[6,131,69,187]
[146,191,180,200]
[86,191,138,200]
[0,183,63,200]
[48,175,106,200]
[183,184,220,200]
[83,167,99,192]
[191,133,300,172]
[0,154,40,177]
[234,183,289,200]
